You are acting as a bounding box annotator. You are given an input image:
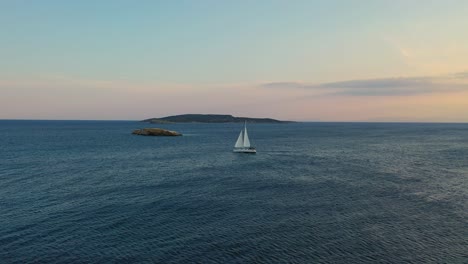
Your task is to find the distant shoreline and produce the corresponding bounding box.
[141,114,295,124]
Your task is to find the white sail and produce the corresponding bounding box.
[233,121,256,153]
[234,130,244,148]
[243,124,250,148]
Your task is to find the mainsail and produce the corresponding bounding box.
[243,124,250,147]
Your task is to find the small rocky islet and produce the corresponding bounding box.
[132,128,182,136]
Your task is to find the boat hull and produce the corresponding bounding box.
[233,148,257,153]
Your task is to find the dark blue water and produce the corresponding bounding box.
[0,121,467,263]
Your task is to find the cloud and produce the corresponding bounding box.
[319,77,431,89]
[453,71,468,79]
[261,73,468,96]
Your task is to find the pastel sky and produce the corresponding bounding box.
[1,0,468,121]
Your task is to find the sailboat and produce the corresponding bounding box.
[233,121,256,153]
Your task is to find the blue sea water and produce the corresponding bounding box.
[0,120,467,263]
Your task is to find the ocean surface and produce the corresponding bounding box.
[0,120,467,263]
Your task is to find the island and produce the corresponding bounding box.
[142,114,293,124]
[132,128,182,136]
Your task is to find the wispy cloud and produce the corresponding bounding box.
[261,72,468,96]
[453,71,468,79]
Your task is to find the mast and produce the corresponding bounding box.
[243,121,250,147]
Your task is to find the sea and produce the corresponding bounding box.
[0,120,467,263]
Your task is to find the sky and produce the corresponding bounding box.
[1,0,468,122]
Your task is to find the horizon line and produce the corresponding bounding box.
[1,118,467,124]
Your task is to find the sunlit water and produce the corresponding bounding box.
[0,121,467,263]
